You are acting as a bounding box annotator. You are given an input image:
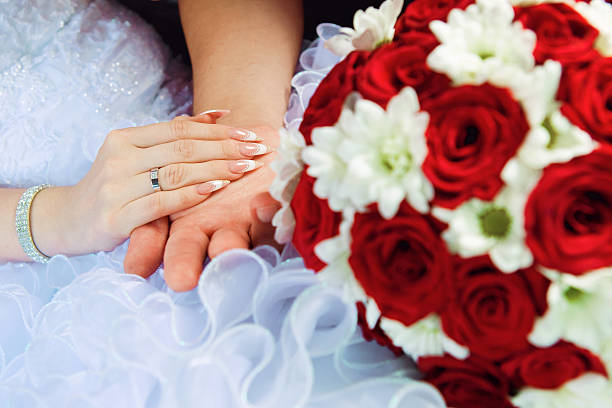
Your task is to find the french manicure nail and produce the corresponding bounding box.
[198,109,231,118]
[228,128,260,141]
[197,180,230,195]
[238,143,270,157]
[228,160,263,174]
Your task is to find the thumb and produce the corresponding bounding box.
[249,192,282,250]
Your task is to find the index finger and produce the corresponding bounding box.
[127,118,260,148]
[163,222,210,292]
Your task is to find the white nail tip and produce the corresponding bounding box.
[199,180,230,194]
[238,160,262,172]
[210,180,230,191]
[198,109,230,117]
[242,131,259,141]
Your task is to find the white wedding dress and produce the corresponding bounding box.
[0,1,445,407]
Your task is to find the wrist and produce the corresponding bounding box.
[216,114,282,134]
[29,186,81,257]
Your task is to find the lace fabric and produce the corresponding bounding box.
[0,2,445,406]
[0,0,191,188]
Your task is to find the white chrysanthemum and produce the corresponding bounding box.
[575,0,612,57]
[505,60,561,128]
[379,314,469,360]
[500,158,542,194]
[315,210,368,304]
[512,374,612,408]
[303,88,433,219]
[433,187,533,273]
[517,109,598,170]
[301,114,351,212]
[427,0,536,87]
[529,268,612,354]
[325,0,404,56]
[270,126,306,244]
[600,338,612,374]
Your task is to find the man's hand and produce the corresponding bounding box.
[124,126,281,291]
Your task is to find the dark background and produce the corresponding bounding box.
[118,0,401,63]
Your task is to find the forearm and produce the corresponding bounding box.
[179,0,303,129]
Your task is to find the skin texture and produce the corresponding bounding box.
[124,0,303,291]
[0,113,265,263]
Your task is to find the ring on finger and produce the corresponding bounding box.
[150,168,161,192]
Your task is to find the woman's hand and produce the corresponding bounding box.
[32,114,272,257]
[125,125,282,290]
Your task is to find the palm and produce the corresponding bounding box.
[125,126,280,291]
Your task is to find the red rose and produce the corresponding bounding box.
[525,146,612,275]
[419,355,515,408]
[299,51,367,145]
[441,256,550,361]
[558,57,612,145]
[355,40,450,108]
[422,84,529,209]
[394,29,440,51]
[349,203,451,326]
[356,302,403,356]
[501,341,608,390]
[395,0,473,34]
[291,173,342,272]
[515,4,600,67]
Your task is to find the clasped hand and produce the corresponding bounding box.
[123,121,281,292]
[43,113,273,262]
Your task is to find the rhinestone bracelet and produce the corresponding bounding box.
[15,184,52,263]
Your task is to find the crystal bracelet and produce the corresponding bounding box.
[15,184,52,263]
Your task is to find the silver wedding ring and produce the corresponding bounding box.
[150,168,161,192]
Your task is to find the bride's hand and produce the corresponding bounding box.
[125,125,282,290]
[34,114,272,256]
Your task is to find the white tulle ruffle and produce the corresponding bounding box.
[284,24,344,132]
[0,246,445,407]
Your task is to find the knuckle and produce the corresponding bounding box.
[177,190,192,208]
[172,139,195,160]
[105,129,126,147]
[150,193,165,216]
[106,129,121,142]
[101,158,123,177]
[161,164,187,188]
[221,140,239,157]
[170,117,190,140]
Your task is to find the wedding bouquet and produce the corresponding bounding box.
[271,0,612,406]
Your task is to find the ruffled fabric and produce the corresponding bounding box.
[0,246,445,407]
[284,24,343,132]
[0,3,445,405]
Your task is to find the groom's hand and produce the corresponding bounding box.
[124,126,281,291]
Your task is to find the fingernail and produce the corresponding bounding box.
[256,205,279,223]
[238,143,270,156]
[228,128,260,141]
[197,180,230,194]
[228,160,263,174]
[198,109,231,118]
